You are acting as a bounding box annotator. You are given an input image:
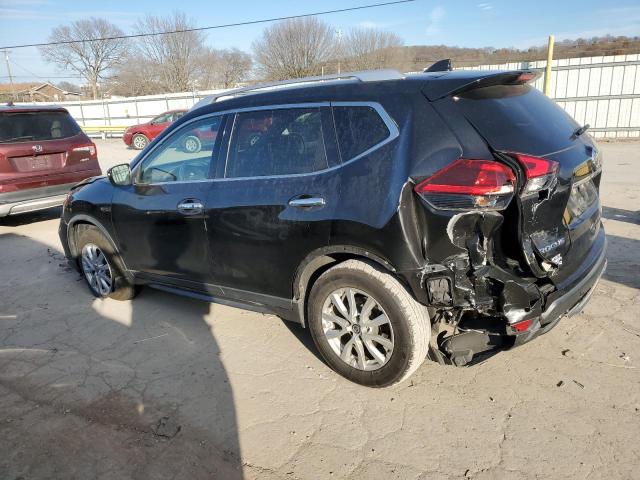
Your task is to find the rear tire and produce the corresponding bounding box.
[307,259,430,387]
[76,225,138,301]
[184,135,202,153]
[131,133,148,150]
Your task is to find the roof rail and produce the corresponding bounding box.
[193,69,405,108]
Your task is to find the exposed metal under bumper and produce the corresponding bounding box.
[435,244,607,366]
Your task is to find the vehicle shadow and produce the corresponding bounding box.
[601,206,640,225]
[0,231,244,479]
[0,206,62,227]
[603,233,640,290]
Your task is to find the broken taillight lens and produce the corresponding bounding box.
[511,319,533,332]
[510,153,559,196]
[414,159,516,210]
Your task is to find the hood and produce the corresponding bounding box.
[69,175,106,192]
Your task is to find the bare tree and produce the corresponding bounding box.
[252,18,335,80]
[55,81,81,93]
[343,28,404,71]
[134,12,206,93]
[39,18,128,99]
[109,56,163,97]
[200,47,252,88]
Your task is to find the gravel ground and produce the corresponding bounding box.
[1,139,638,480]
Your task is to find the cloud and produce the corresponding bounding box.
[357,20,384,29]
[0,8,59,20]
[0,7,141,23]
[0,0,52,5]
[425,6,445,36]
[477,3,493,10]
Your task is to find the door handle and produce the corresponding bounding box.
[177,199,204,215]
[288,196,325,208]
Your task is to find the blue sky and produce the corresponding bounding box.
[1,0,640,83]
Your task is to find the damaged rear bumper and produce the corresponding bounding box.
[416,228,607,366]
[512,240,607,347]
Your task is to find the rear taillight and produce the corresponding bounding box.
[510,153,559,196]
[414,159,516,211]
[71,142,97,161]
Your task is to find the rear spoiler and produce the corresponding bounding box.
[422,70,541,101]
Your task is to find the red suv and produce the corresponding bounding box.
[0,105,101,217]
[123,109,187,150]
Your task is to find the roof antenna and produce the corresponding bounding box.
[424,59,453,73]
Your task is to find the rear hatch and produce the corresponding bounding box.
[0,109,97,186]
[451,80,603,289]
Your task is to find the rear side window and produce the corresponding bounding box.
[0,111,81,143]
[226,108,328,178]
[455,84,580,156]
[332,106,390,161]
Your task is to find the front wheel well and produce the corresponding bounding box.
[68,220,94,260]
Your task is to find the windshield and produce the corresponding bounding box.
[0,111,81,143]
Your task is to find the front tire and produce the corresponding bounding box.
[307,259,430,387]
[131,133,149,150]
[76,225,138,301]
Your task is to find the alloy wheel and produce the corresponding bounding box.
[81,243,113,297]
[184,136,200,153]
[133,135,147,149]
[321,287,394,371]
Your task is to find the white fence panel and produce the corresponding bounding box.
[458,54,640,137]
[16,54,640,138]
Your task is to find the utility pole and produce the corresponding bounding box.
[2,49,15,100]
[335,29,343,74]
[543,35,555,97]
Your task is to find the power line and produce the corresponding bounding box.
[0,0,418,50]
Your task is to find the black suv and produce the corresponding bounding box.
[60,69,606,387]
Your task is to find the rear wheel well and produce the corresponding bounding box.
[295,251,409,327]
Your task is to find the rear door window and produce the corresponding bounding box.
[332,105,390,161]
[225,107,328,178]
[0,111,81,142]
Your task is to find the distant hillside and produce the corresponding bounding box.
[397,35,640,71]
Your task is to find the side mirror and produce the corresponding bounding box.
[107,163,132,186]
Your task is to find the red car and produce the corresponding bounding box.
[123,109,187,150]
[0,104,101,217]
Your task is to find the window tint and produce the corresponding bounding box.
[226,108,328,178]
[0,111,80,142]
[332,106,390,161]
[456,84,580,157]
[138,116,222,184]
[174,111,185,121]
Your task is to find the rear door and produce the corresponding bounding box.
[204,105,339,301]
[450,83,603,288]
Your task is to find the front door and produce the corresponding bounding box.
[112,114,226,288]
